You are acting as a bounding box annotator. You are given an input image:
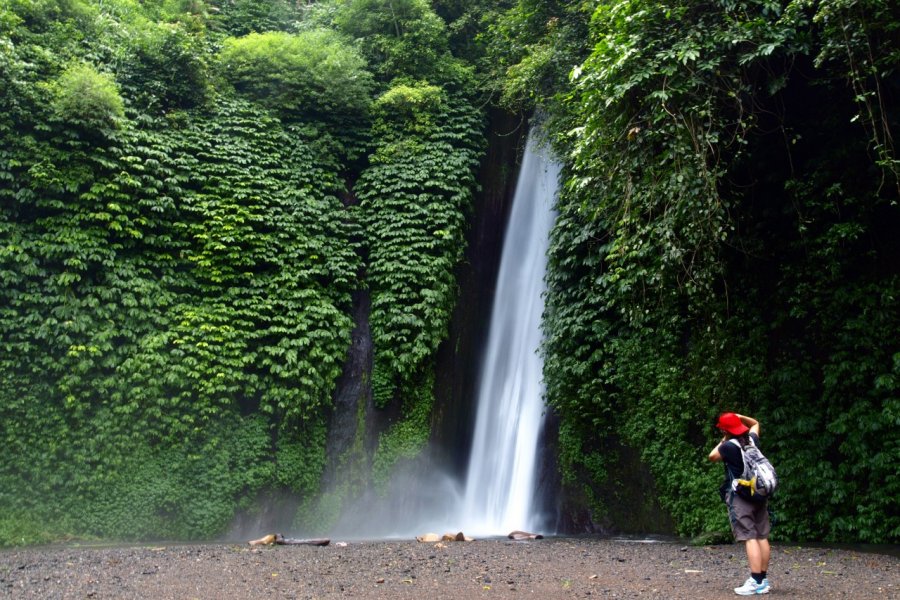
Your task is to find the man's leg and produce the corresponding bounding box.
[734,543,766,596]
[759,538,770,572]
[745,539,764,572]
[732,498,771,594]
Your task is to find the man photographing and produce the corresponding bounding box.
[709,412,772,595]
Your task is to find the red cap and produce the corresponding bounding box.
[716,412,749,436]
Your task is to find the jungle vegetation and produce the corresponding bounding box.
[0,0,897,545]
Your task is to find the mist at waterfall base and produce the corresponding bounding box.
[268,133,560,542]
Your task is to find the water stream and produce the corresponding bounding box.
[456,130,560,536]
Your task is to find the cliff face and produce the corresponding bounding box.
[322,110,674,537]
[323,289,375,488]
[431,110,528,479]
[327,109,528,475]
[317,110,527,525]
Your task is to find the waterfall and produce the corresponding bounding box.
[458,130,560,536]
[318,130,560,541]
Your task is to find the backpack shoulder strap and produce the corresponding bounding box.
[728,438,749,479]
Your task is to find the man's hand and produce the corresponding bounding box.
[735,413,760,436]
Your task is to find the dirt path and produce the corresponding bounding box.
[1,537,897,599]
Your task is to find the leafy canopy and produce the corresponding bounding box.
[47,62,124,130]
[218,28,374,121]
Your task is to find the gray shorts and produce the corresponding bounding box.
[727,492,771,541]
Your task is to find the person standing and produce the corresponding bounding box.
[709,412,771,595]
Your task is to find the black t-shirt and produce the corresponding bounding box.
[718,432,761,496]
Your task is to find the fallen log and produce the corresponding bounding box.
[274,534,330,547]
[248,533,330,547]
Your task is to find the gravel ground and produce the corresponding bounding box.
[1,536,897,599]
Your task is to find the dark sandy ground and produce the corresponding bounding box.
[1,536,897,599]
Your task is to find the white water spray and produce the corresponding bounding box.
[458,131,560,536]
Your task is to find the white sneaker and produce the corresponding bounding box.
[734,577,762,595]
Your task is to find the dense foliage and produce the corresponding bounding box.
[360,81,483,482]
[0,0,484,545]
[218,29,373,122]
[509,0,899,542]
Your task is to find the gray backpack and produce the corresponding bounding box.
[730,436,778,502]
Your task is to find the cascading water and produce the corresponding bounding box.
[457,130,560,536]
[318,130,560,540]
